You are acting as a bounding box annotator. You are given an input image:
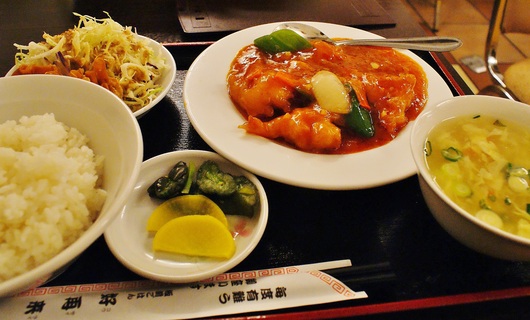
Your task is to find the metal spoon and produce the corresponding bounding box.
[275,23,463,52]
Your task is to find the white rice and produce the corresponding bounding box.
[0,114,106,282]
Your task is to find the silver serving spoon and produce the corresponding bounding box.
[275,23,463,52]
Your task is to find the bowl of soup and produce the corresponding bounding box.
[411,95,530,260]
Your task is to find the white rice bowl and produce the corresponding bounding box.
[0,75,143,297]
[0,114,107,281]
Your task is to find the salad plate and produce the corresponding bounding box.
[7,34,176,119]
[132,35,176,118]
[104,150,268,283]
[183,21,454,190]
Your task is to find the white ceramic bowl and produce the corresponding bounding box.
[132,35,176,118]
[411,95,530,261]
[104,150,268,283]
[6,35,176,118]
[0,75,143,297]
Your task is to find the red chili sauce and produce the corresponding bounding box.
[227,40,428,154]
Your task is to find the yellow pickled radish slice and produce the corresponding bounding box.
[310,70,351,114]
[146,194,228,232]
[153,215,236,259]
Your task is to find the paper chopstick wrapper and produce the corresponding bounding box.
[0,260,367,319]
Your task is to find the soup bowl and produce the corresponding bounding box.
[410,95,530,261]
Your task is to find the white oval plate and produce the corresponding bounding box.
[183,21,454,190]
[7,34,176,118]
[104,150,268,283]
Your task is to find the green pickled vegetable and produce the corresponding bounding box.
[196,160,237,196]
[148,176,181,199]
[181,161,196,194]
[148,158,260,216]
[148,161,190,199]
[343,86,375,138]
[254,29,312,54]
[214,176,260,218]
[168,161,189,187]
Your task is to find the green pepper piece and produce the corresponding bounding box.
[344,87,375,138]
[290,87,315,108]
[254,29,312,54]
[441,147,463,162]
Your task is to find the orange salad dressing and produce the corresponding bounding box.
[227,40,428,154]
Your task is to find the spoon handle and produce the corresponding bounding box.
[333,36,462,52]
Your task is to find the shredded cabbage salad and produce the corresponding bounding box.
[13,13,168,112]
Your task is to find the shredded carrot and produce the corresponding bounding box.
[348,80,371,111]
[14,64,58,75]
[273,71,303,88]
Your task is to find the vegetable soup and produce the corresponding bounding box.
[424,114,530,238]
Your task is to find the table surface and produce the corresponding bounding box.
[2,1,530,319]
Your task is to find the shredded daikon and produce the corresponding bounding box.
[13,12,167,112]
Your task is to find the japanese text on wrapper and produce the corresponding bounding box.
[190,277,287,305]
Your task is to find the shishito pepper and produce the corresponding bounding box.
[254,29,312,54]
[147,161,191,199]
